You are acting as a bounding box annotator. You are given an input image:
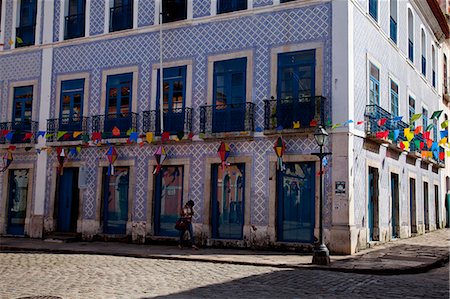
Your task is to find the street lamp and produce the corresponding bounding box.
[312,126,331,265]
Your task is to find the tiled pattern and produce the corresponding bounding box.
[53,0,61,42]
[90,1,105,36]
[193,0,211,18]
[3,0,13,50]
[47,3,332,225]
[253,0,273,8]
[138,0,155,27]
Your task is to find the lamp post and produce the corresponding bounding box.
[312,126,332,265]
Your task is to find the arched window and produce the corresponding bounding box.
[421,29,426,76]
[390,0,397,43]
[408,9,414,61]
[432,45,436,88]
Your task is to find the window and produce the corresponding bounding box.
[408,9,414,62]
[110,0,133,32]
[13,86,33,127]
[369,62,380,105]
[156,66,187,133]
[369,0,378,21]
[390,79,398,116]
[162,0,187,23]
[421,29,426,76]
[390,0,397,43]
[16,0,38,47]
[408,96,415,120]
[212,57,247,132]
[65,0,85,40]
[105,73,133,134]
[280,0,296,2]
[217,0,247,14]
[432,45,436,88]
[60,79,84,130]
[444,54,448,94]
[422,108,428,130]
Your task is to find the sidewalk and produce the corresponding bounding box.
[1,229,448,275]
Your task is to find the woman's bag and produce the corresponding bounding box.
[175,218,188,231]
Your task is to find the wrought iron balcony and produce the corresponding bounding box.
[110,4,133,32]
[46,117,89,142]
[409,132,423,152]
[200,102,254,134]
[142,108,192,136]
[396,120,409,142]
[92,112,138,139]
[0,121,38,144]
[364,104,394,138]
[264,96,325,131]
[64,13,85,40]
[15,25,35,47]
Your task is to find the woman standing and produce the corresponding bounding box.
[179,200,198,249]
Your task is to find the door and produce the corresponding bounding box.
[276,162,315,243]
[154,166,184,236]
[105,73,132,135]
[60,79,84,132]
[156,66,187,134]
[213,58,247,132]
[12,86,33,143]
[435,185,439,228]
[277,50,315,129]
[424,182,429,231]
[368,167,379,241]
[17,0,37,46]
[7,169,29,235]
[102,167,129,234]
[56,168,79,232]
[391,173,399,238]
[410,178,417,233]
[211,163,245,239]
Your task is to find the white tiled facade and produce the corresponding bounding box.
[0,0,447,254]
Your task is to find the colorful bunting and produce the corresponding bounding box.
[56,147,66,175]
[393,130,399,142]
[188,132,194,140]
[414,126,422,135]
[129,132,138,143]
[439,137,447,146]
[439,152,445,161]
[273,137,286,171]
[57,131,67,140]
[37,131,46,138]
[423,131,431,140]
[146,132,153,143]
[430,110,443,120]
[153,146,167,175]
[441,120,448,129]
[106,146,118,176]
[393,116,403,122]
[331,123,341,129]
[92,132,102,142]
[161,132,170,143]
[73,131,83,139]
[426,139,433,149]
[177,131,184,141]
[410,113,422,123]
[112,127,121,137]
[310,119,318,127]
[293,121,300,129]
[217,142,231,170]
[356,120,365,125]
[426,124,435,132]
[0,150,13,172]
[5,132,14,141]
[440,130,448,139]
[377,118,387,126]
[22,132,33,141]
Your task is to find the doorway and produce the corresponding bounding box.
[368,167,379,241]
[410,178,417,234]
[424,182,429,231]
[7,169,29,235]
[102,166,129,234]
[434,184,439,228]
[56,168,79,232]
[391,173,399,238]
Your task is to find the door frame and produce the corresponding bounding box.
[47,161,85,233]
[390,171,400,239]
[0,162,34,235]
[366,160,380,242]
[408,174,417,235]
[95,159,135,235]
[147,158,190,237]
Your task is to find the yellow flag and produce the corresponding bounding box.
[73,131,83,138]
[403,141,410,150]
[404,128,410,136]
[146,132,153,143]
[8,39,14,45]
[16,36,23,44]
[293,121,300,129]
[446,151,450,157]
[406,132,414,142]
[439,137,447,146]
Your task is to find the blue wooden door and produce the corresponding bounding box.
[156,66,186,134]
[7,169,29,235]
[105,73,132,135]
[60,79,84,132]
[276,162,315,243]
[154,166,184,236]
[213,58,246,132]
[277,50,315,129]
[102,167,129,234]
[212,164,245,239]
[391,173,399,238]
[57,168,79,232]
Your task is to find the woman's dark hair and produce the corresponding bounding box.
[186,200,195,207]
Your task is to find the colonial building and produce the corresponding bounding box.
[0,0,448,254]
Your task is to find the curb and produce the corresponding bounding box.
[1,245,448,275]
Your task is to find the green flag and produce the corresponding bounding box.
[430,110,443,120]
[410,113,422,123]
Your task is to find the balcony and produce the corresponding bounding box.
[390,17,397,44]
[46,117,89,143]
[364,104,394,143]
[264,96,325,133]
[64,13,85,40]
[0,121,38,144]
[142,108,192,136]
[92,112,138,139]
[200,102,254,135]
[15,25,35,47]
[110,4,133,32]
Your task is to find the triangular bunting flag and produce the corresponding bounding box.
[414,126,422,135]
[146,132,153,143]
[430,110,443,120]
[441,120,448,129]
[377,118,387,126]
[410,113,422,123]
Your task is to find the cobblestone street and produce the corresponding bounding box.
[0,253,448,299]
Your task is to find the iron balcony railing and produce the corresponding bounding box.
[0,121,38,144]
[15,25,36,47]
[92,112,138,139]
[64,13,85,40]
[142,108,192,136]
[264,96,325,131]
[46,117,89,142]
[409,132,423,152]
[396,120,409,142]
[200,102,255,134]
[390,17,397,44]
[110,4,133,32]
[364,104,394,136]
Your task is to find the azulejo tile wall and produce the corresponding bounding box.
[45,3,332,228]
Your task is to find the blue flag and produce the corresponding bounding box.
[440,130,448,139]
[393,129,399,141]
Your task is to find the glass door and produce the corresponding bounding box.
[7,169,29,235]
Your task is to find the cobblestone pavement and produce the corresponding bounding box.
[0,253,448,299]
